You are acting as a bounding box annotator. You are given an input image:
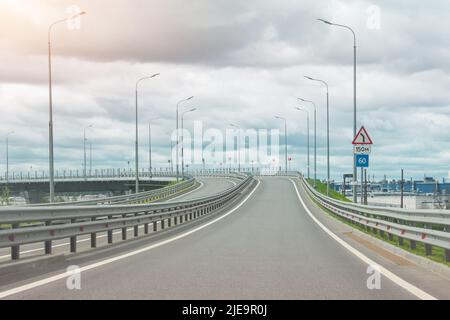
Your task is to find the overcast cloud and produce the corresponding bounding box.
[0,0,449,181]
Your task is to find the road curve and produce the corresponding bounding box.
[1,177,449,299]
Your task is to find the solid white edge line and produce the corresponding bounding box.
[289,178,436,301]
[0,178,261,299]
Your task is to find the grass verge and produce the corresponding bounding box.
[307,178,351,202]
[303,181,450,267]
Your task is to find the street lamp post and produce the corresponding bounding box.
[48,11,86,203]
[229,124,241,172]
[318,18,357,202]
[274,116,288,175]
[298,98,317,186]
[305,76,330,196]
[148,117,160,179]
[135,73,160,193]
[83,124,93,180]
[89,142,92,177]
[295,107,310,180]
[5,131,14,183]
[176,96,194,181]
[181,108,196,178]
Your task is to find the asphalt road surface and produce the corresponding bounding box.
[1,177,449,299]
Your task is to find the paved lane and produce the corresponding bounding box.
[0,177,420,299]
[166,177,237,202]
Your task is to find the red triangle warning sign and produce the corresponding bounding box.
[352,126,373,145]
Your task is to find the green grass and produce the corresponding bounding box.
[307,178,351,202]
[308,195,450,267]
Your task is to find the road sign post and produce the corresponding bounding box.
[352,126,373,204]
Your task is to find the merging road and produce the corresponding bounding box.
[1,177,449,299]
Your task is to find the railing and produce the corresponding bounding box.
[0,175,256,260]
[0,169,178,182]
[300,177,450,262]
[32,177,197,207]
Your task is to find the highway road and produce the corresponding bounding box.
[166,176,237,202]
[0,176,236,262]
[1,177,449,299]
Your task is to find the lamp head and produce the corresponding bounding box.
[317,18,332,25]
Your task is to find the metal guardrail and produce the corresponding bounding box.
[31,177,197,207]
[0,175,256,260]
[300,177,450,262]
[0,169,179,183]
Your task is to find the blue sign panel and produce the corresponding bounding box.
[355,154,369,168]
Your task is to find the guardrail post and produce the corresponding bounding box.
[134,224,138,237]
[179,215,183,223]
[11,245,20,260]
[174,216,178,225]
[161,218,165,229]
[107,229,113,244]
[410,240,416,250]
[190,212,193,220]
[168,217,172,228]
[70,219,77,252]
[388,233,394,241]
[398,237,404,246]
[445,249,450,262]
[144,223,149,234]
[425,244,433,256]
[45,221,52,255]
[153,221,157,232]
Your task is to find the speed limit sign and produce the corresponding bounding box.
[355,154,369,168]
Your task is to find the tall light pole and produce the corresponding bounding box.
[181,108,196,178]
[48,11,86,202]
[295,107,310,180]
[89,142,92,177]
[318,18,357,202]
[305,76,330,196]
[5,131,14,183]
[298,98,317,187]
[83,124,93,180]
[229,124,241,172]
[148,117,160,179]
[135,73,160,193]
[176,96,194,181]
[274,116,288,175]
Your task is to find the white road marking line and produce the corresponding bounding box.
[290,178,436,300]
[0,179,260,299]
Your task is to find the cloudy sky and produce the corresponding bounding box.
[1,0,449,181]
